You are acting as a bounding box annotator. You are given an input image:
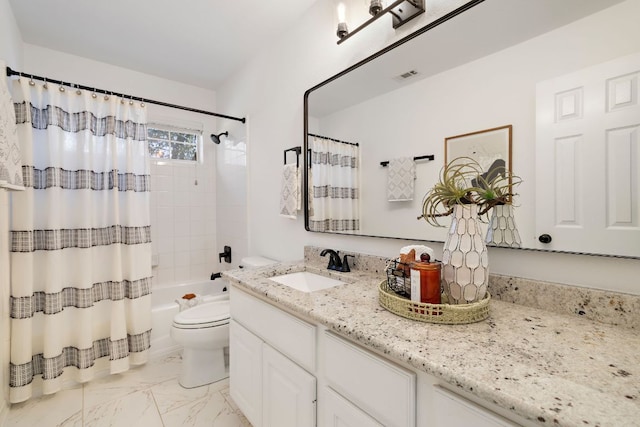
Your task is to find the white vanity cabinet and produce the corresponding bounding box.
[229,320,263,425]
[320,386,383,427]
[230,288,317,427]
[322,331,416,427]
[262,344,316,427]
[230,285,531,427]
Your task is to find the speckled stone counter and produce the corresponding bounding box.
[223,258,640,427]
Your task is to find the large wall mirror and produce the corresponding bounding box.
[304,0,640,259]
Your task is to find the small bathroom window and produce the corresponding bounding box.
[148,125,201,162]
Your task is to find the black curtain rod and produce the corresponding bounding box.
[308,133,359,146]
[5,67,246,124]
[380,154,435,167]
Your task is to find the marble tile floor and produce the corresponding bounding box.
[6,354,252,427]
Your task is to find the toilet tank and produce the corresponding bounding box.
[240,256,277,269]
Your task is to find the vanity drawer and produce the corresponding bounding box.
[433,386,519,427]
[324,331,416,427]
[230,286,316,372]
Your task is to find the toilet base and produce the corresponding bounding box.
[179,347,229,388]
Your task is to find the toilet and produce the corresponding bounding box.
[170,256,277,388]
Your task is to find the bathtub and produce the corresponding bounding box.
[150,278,229,359]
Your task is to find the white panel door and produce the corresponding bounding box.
[536,52,640,257]
[262,343,316,427]
[229,320,263,427]
[319,386,383,427]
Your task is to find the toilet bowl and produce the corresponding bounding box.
[170,256,277,388]
[171,299,230,388]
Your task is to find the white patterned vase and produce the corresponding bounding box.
[485,204,521,248]
[442,204,489,304]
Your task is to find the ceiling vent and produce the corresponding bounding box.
[394,70,419,82]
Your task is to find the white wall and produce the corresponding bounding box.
[0,0,22,68]
[22,44,225,287]
[217,0,640,294]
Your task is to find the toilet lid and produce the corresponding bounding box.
[173,301,230,328]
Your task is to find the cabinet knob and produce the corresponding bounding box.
[538,234,552,244]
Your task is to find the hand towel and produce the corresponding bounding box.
[387,157,415,202]
[280,164,300,219]
[0,70,23,187]
[175,294,204,311]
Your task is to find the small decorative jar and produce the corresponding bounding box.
[410,260,442,305]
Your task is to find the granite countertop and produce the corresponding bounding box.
[223,260,640,427]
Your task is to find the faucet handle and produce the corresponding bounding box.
[341,254,354,272]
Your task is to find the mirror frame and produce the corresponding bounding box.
[302,0,483,231]
[302,0,639,260]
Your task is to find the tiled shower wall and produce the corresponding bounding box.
[150,143,218,286]
[215,134,248,271]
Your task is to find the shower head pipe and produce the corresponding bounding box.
[210,132,228,144]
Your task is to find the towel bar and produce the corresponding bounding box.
[380,154,435,167]
[284,146,302,167]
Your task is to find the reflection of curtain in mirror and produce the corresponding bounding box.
[309,136,359,232]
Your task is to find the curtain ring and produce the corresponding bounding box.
[59,83,65,93]
[75,84,82,96]
[129,96,134,106]
[43,78,48,90]
[104,91,110,101]
[92,88,97,99]
[29,75,35,86]
[140,99,145,108]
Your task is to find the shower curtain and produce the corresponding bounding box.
[309,135,359,232]
[8,78,152,403]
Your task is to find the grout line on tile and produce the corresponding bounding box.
[149,386,166,427]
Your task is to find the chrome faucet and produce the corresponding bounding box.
[320,249,354,272]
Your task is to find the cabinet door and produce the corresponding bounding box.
[230,320,263,427]
[433,386,519,427]
[262,343,316,427]
[319,387,383,427]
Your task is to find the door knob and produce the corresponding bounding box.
[538,234,552,244]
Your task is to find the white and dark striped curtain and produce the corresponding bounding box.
[309,135,359,232]
[8,78,152,403]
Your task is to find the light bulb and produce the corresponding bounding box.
[337,3,346,23]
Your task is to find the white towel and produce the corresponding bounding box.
[387,157,416,202]
[280,164,300,219]
[175,294,204,311]
[0,70,23,187]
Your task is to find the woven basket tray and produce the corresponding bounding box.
[378,280,490,324]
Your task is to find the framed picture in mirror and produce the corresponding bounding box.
[444,124,513,183]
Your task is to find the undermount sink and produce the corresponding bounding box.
[269,271,346,293]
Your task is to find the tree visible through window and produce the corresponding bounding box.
[148,126,200,161]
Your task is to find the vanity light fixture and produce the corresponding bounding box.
[336,3,348,39]
[336,0,425,45]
